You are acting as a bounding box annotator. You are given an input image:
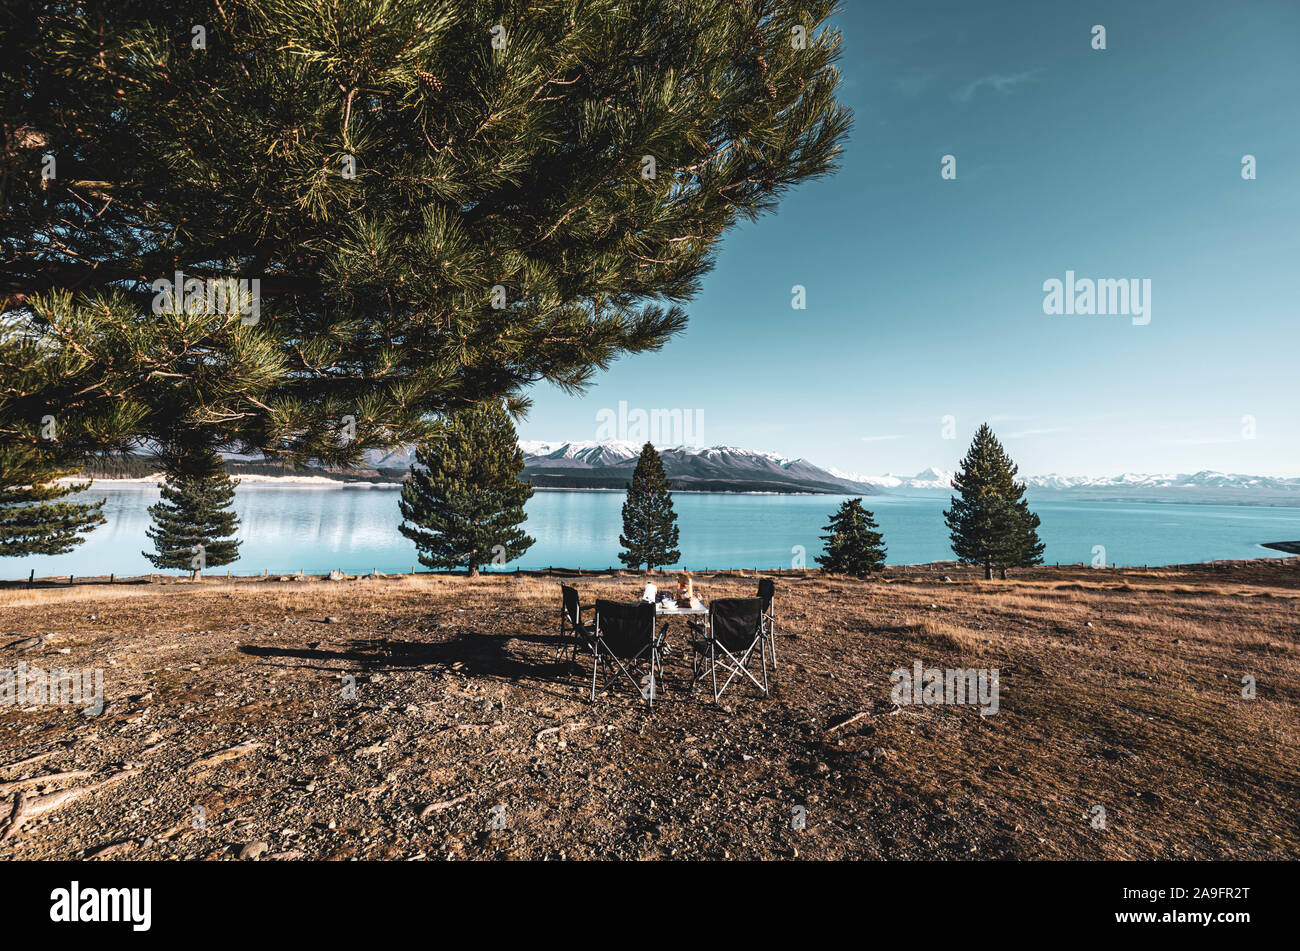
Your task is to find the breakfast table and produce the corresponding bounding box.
[654,597,707,617]
[653,597,707,655]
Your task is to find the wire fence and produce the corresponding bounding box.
[17,556,1281,588]
[8,564,834,588]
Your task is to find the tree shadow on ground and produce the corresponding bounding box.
[239,627,573,690]
[238,625,716,710]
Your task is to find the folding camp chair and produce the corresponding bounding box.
[691,597,768,704]
[757,578,777,670]
[556,584,595,661]
[591,600,660,710]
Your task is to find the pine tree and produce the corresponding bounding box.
[944,423,1044,579]
[1005,501,1046,579]
[1,1,852,463]
[815,498,887,577]
[398,402,534,576]
[0,446,105,557]
[143,447,241,579]
[0,311,130,557]
[618,443,681,571]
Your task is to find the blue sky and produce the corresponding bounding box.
[517,0,1300,478]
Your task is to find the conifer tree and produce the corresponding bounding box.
[618,443,681,571]
[143,447,241,579]
[0,311,131,557]
[0,447,105,557]
[815,498,887,577]
[944,423,1045,579]
[398,402,534,576]
[1,1,852,463]
[1004,501,1046,580]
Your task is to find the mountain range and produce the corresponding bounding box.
[517,440,875,494]
[833,464,1300,497]
[178,441,1300,503]
[514,442,1300,503]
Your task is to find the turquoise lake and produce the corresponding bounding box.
[5,485,1299,579]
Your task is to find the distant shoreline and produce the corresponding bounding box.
[1262,541,1300,555]
[63,474,401,488]
[60,476,1300,506]
[65,477,833,496]
[6,554,1299,586]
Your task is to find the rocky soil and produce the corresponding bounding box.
[1,561,1297,860]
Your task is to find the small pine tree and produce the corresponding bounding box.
[398,402,535,576]
[618,443,681,571]
[944,423,1044,579]
[0,447,105,557]
[815,498,887,577]
[0,313,130,558]
[144,448,241,579]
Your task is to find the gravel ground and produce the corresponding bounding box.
[1,561,1297,860]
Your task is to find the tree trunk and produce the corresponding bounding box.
[468,564,479,578]
[984,563,992,580]
[999,567,1007,580]
[191,569,201,581]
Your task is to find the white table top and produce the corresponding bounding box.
[654,598,707,616]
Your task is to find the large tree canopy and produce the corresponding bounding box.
[1,0,851,462]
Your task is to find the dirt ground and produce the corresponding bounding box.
[1,559,1297,860]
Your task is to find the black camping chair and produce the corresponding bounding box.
[757,578,777,669]
[591,600,660,709]
[691,597,768,704]
[556,584,595,661]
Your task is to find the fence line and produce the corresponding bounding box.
[8,564,840,588]
[12,558,1293,589]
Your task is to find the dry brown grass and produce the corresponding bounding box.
[1,561,1297,860]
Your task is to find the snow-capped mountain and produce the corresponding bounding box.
[1022,471,1300,492]
[829,466,955,490]
[516,439,643,467]
[363,447,416,469]
[520,441,876,494]
[1007,471,1300,490]
[321,442,1300,503]
[1020,472,1184,489]
[824,465,1300,502]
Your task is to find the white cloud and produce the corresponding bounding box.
[956,69,1042,103]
